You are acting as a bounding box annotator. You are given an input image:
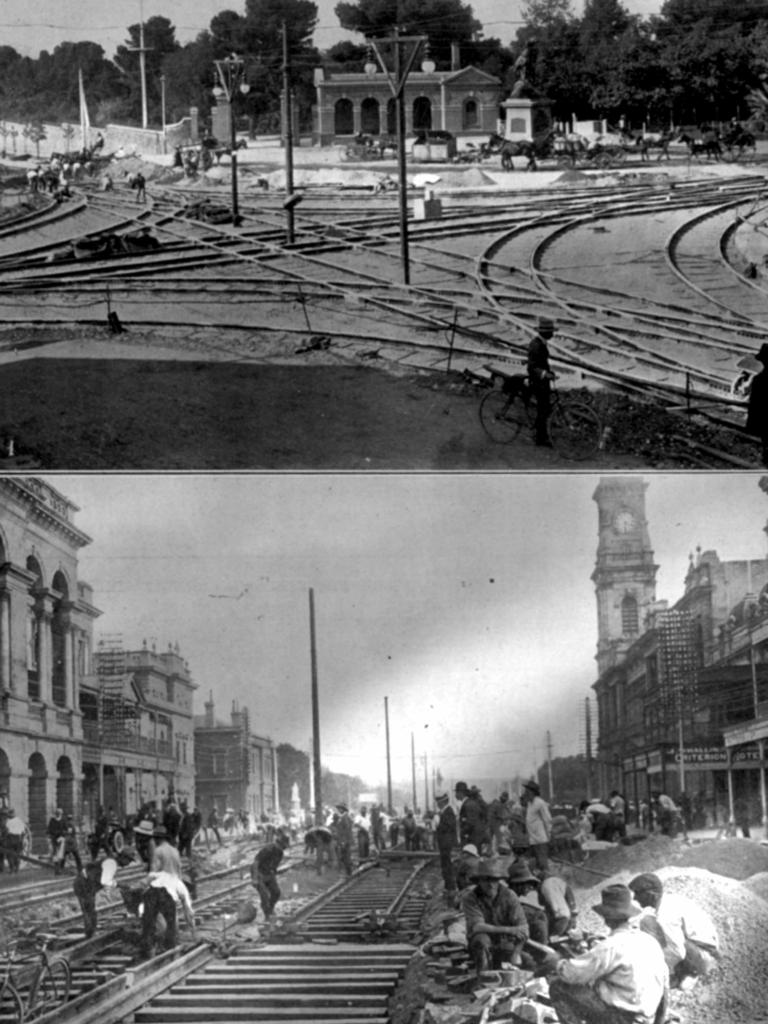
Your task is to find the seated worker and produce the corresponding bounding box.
[455,844,480,891]
[628,873,718,989]
[540,870,577,938]
[73,857,118,938]
[250,831,290,920]
[461,859,529,975]
[545,883,668,1024]
[507,859,549,944]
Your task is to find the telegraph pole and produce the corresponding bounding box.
[411,732,417,812]
[384,697,393,814]
[128,1,152,129]
[546,730,554,803]
[309,589,323,874]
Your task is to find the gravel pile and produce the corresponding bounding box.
[573,865,768,1024]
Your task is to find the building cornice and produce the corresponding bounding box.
[0,477,91,549]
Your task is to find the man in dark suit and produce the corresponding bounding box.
[434,793,458,903]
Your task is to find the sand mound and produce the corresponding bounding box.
[572,865,768,1024]
[676,838,768,879]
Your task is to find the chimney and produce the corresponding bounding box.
[451,41,460,71]
[204,691,215,728]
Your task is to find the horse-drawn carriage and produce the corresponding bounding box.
[488,129,628,171]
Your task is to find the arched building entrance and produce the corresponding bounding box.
[334,98,354,136]
[28,751,47,852]
[55,755,75,819]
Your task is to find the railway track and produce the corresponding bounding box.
[3,854,434,1024]
[0,170,766,450]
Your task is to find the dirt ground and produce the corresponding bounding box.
[0,324,758,469]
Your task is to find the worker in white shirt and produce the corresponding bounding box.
[629,873,718,989]
[545,883,668,1024]
[140,870,196,958]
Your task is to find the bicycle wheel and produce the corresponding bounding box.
[549,399,601,461]
[27,959,70,1018]
[479,389,527,444]
[111,829,125,856]
[0,982,24,1024]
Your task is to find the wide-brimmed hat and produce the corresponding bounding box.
[537,316,555,333]
[472,858,507,881]
[592,883,642,921]
[336,803,348,813]
[628,872,663,897]
[523,779,540,795]
[133,819,155,836]
[153,824,167,839]
[461,844,479,856]
[454,781,468,793]
[435,793,449,804]
[507,861,540,886]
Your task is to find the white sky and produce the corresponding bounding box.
[3,0,664,57]
[49,472,768,792]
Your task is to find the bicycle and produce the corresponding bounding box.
[0,931,71,1023]
[479,367,602,461]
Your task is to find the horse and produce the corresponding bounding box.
[487,129,562,171]
[620,129,672,161]
[678,130,722,160]
[722,124,756,159]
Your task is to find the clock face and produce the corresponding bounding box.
[614,510,636,534]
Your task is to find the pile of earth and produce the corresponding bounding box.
[575,864,768,1024]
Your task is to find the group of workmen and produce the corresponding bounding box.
[439,779,719,1024]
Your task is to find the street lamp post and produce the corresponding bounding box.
[368,30,427,285]
[213,54,251,224]
[160,74,166,153]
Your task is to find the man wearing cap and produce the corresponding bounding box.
[434,793,458,902]
[546,883,668,1024]
[628,873,718,989]
[250,831,290,919]
[747,343,768,466]
[527,317,556,447]
[461,858,529,975]
[333,803,353,876]
[133,819,157,869]
[523,779,552,872]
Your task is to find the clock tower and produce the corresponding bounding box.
[592,477,658,675]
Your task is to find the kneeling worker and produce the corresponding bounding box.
[546,883,668,1024]
[461,859,528,975]
[629,872,718,989]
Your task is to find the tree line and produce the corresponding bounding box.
[3,0,767,144]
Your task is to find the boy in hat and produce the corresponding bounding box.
[434,792,458,902]
[527,317,556,447]
[523,779,552,872]
[506,859,549,959]
[628,873,718,989]
[746,342,768,466]
[461,858,529,975]
[546,883,668,1024]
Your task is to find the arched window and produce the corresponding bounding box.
[334,98,354,136]
[622,595,639,634]
[463,98,478,129]
[361,97,380,135]
[51,570,69,708]
[412,96,432,131]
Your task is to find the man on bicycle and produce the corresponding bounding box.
[527,316,556,446]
